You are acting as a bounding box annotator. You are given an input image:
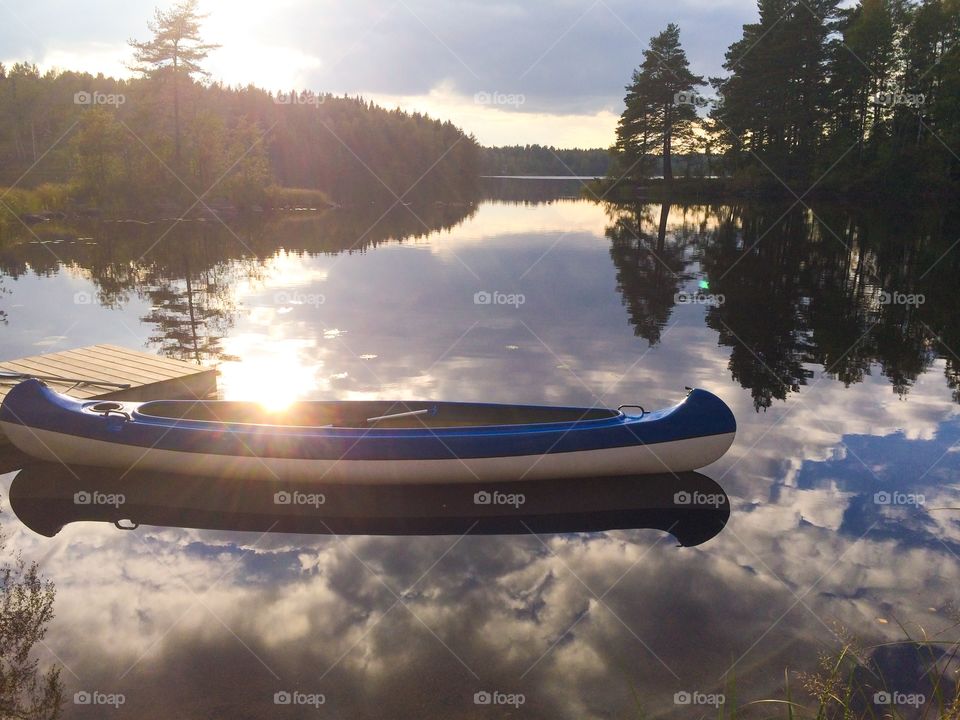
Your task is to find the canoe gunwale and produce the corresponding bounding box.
[124,409,636,436]
[127,398,628,432]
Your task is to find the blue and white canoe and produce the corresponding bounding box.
[0,379,736,483]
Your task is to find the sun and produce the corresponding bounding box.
[216,338,320,412]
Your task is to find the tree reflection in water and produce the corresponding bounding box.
[1,198,958,410]
[0,201,478,366]
[0,519,62,719]
[606,201,960,411]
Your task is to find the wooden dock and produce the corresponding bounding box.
[0,344,217,463]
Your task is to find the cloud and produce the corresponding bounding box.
[202,0,755,114]
[0,0,150,68]
[2,0,757,146]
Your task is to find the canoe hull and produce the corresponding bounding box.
[1,422,736,483]
[0,379,736,482]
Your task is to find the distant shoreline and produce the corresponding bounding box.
[589,176,960,204]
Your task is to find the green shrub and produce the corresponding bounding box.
[264,186,334,210]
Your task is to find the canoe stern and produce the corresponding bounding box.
[1,379,85,425]
[631,388,736,471]
[0,379,90,462]
[676,388,737,438]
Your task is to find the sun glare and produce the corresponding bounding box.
[258,395,298,414]
[217,340,321,412]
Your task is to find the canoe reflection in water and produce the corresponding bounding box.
[9,464,730,547]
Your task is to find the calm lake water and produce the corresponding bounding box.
[1,179,958,717]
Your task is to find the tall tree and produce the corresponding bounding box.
[896,0,960,174]
[713,0,841,182]
[937,0,960,178]
[615,24,703,182]
[830,0,895,159]
[128,0,220,167]
[0,63,43,167]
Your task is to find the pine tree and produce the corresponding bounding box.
[830,0,895,158]
[714,0,841,183]
[713,0,793,172]
[615,24,703,182]
[128,0,220,168]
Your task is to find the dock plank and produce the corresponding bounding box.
[97,344,206,373]
[0,344,218,450]
[45,350,169,384]
[68,347,187,379]
[2,355,161,387]
[0,360,117,391]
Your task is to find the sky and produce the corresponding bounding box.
[0,0,758,148]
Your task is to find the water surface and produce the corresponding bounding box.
[0,185,958,717]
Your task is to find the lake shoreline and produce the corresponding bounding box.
[590,176,960,204]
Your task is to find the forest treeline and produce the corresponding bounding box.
[0,63,480,215]
[612,0,960,196]
[480,145,611,177]
[0,0,479,221]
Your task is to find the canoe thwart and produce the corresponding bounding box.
[366,408,433,424]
